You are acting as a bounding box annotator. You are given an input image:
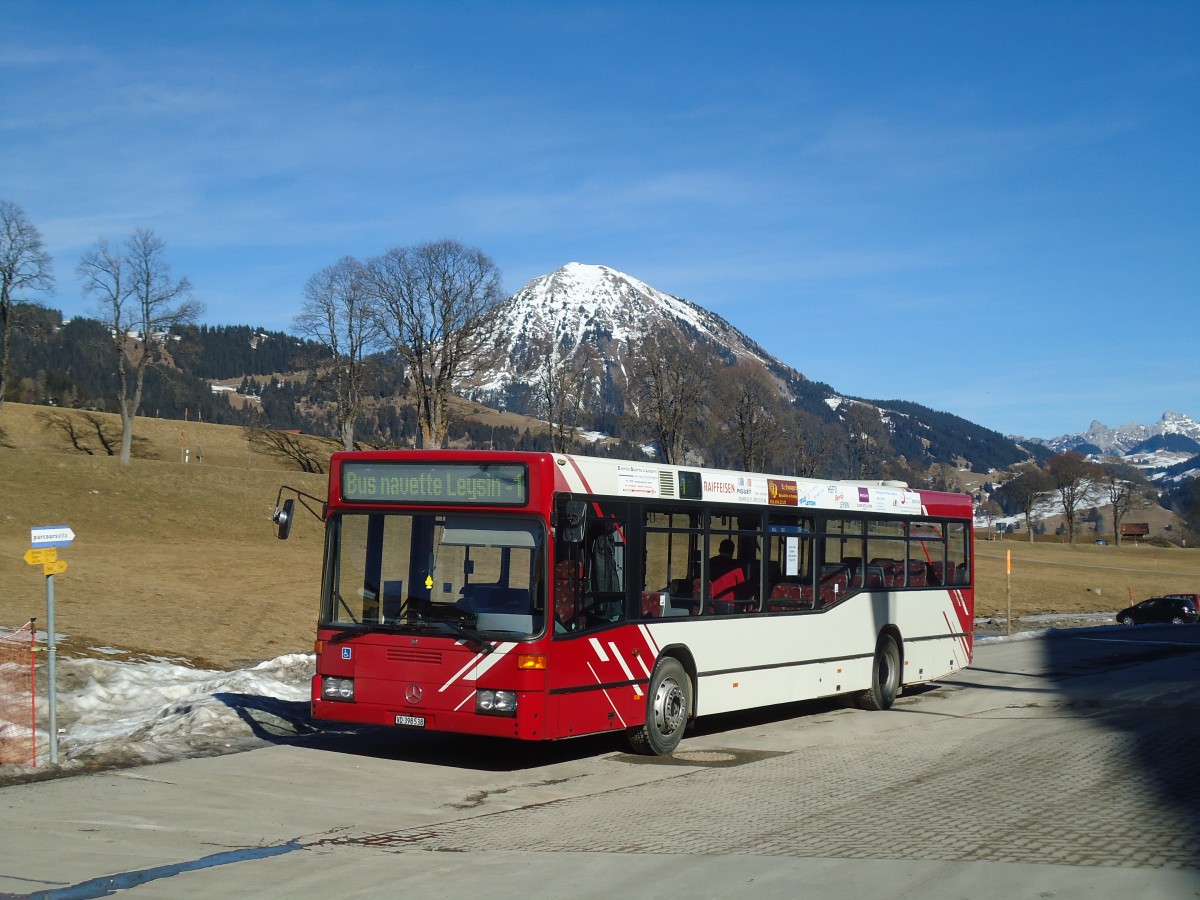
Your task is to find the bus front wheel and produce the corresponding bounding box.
[628,657,691,756]
[857,633,901,711]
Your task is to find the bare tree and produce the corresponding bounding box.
[1175,479,1200,545]
[976,497,1005,538]
[1045,451,1099,544]
[778,408,838,478]
[843,402,893,479]
[624,328,710,465]
[712,359,785,471]
[364,240,504,448]
[294,257,382,451]
[1097,460,1153,546]
[998,461,1054,542]
[0,201,55,405]
[78,229,203,465]
[531,334,602,453]
[923,463,961,493]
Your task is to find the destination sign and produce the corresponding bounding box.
[341,462,528,506]
[31,525,74,548]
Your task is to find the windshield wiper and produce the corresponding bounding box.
[328,623,404,643]
[406,612,494,655]
[327,616,493,655]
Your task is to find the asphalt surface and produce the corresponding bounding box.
[2,625,1200,899]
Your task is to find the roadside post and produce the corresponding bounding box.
[1006,550,1012,636]
[25,525,74,765]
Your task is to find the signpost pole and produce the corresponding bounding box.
[27,526,73,766]
[46,571,58,765]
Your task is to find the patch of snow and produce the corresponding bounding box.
[0,650,316,782]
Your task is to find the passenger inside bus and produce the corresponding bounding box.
[707,538,751,614]
[708,539,738,579]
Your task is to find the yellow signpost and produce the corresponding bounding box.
[26,526,72,766]
[23,548,57,566]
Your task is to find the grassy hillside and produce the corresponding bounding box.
[973,538,1200,619]
[1,403,326,668]
[2,402,1198,669]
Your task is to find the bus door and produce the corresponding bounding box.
[553,499,628,634]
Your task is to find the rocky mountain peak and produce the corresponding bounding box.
[473,262,795,399]
[463,262,1050,474]
[1040,411,1200,455]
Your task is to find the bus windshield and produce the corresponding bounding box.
[322,512,547,638]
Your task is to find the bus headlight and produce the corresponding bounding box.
[476,690,517,717]
[321,676,355,702]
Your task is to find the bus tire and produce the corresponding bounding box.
[628,657,691,756]
[857,633,901,711]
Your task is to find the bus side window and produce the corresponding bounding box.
[947,522,970,585]
[642,508,700,618]
[765,515,815,611]
[823,517,866,602]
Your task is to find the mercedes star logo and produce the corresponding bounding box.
[405,684,423,704]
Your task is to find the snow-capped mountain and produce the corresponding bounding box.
[1032,412,1200,455]
[467,262,1033,473]
[472,262,798,398]
[1016,412,1200,487]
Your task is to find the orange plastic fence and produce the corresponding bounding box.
[0,622,37,767]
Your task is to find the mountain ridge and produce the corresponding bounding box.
[474,262,1032,473]
[10,262,1195,482]
[1022,411,1200,455]
[473,262,808,397]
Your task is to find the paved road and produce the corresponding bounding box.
[2,626,1200,899]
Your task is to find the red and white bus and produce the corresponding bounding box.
[275,450,973,755]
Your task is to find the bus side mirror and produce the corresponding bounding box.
[273,498,295,540]
[562,500,587,543]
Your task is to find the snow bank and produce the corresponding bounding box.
[1,652,315,782]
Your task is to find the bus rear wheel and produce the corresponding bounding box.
[857,633,901,711]
[628,657,691,756]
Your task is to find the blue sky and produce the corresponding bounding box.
[2,1,1196,440]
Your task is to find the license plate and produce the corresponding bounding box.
[394,715,425,727]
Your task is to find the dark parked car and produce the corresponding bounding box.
[1115,596,1199,626]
